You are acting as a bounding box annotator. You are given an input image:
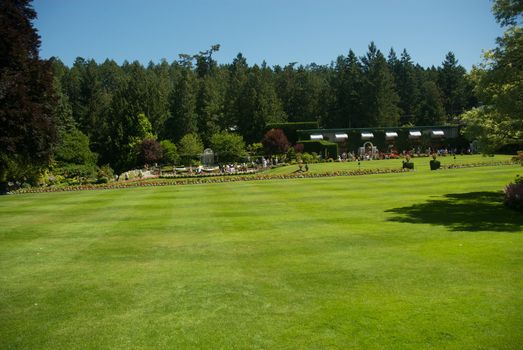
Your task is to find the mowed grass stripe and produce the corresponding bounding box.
[265,154,514,175]
[0,166,522,349]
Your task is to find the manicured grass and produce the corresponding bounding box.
[0,165,522,349]
[265,154,514,175]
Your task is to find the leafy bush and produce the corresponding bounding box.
[262,129,289,156]
[430,159,441,170]
[210,131,246,163]
[96,177,109,184]
[301,152,314,163]
[247,143,264,156]
[178,133,204,166]
[55,129,97,166]
[160,140,179,165]
[54,128,97,180]
[138,139,162,166]
[97,164,114,184]
[402,161,414,170]
[286,147,296,161]
[504,175,523,211]
[57,163,97,180]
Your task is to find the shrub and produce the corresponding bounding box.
[138,139,162,166]
[286,147,296,161]
[247,143,264,156]
[430,156,441,170]
[262,129,289,156]
[402,161,414,170]
[301,152,314,163]
[210,131,246,163]
[96,177,109,184]
[504,175,523,211]
[178,133,204,166]
[57,163,97,180]
[160,140,179,165]
[97,164,114,183]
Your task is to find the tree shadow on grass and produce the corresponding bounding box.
[385,191,523,232]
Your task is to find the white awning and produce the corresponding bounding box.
[409,131,422,138]
[335,133,348,140]
[361,132,374,139]
[310,134,323,140]
[432,130,445,136]
[385,132,398,139]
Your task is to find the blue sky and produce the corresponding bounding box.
[33,0,503,70]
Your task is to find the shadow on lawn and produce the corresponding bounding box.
[385,191,523,232]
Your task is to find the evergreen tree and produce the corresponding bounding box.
[361,42,401,127]
[418,81,446,125]
[145,60,171,134]
[396,49,421,125]
[336,50,363,128]
[196,74,225,145]
[167,68,198,142]
[224,53,248,130]
[237,65,285,144]
[438,52,467,120]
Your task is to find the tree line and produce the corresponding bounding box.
[50,43,475,172]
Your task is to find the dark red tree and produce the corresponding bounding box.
[261,128,289,156]
[0,0,57,190]
[138,139,162,166]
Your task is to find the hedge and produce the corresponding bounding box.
[298,140,339,159]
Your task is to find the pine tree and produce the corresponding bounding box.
[196,74,225,144]
[237,65,285,144]
[397,49,421,125]
[361,42,401,127]
[418,81,445,125]
[145,60,171,135]
[224,53,248,131]
[438,52,467,120]
[167,68,198,142]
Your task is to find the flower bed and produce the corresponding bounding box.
[9,161,518,195]
[11,168,406,194]
[159,169,258,179]
[442,160,516,169]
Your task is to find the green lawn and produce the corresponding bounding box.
[265,154,514,175]
[1,165,522,349]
